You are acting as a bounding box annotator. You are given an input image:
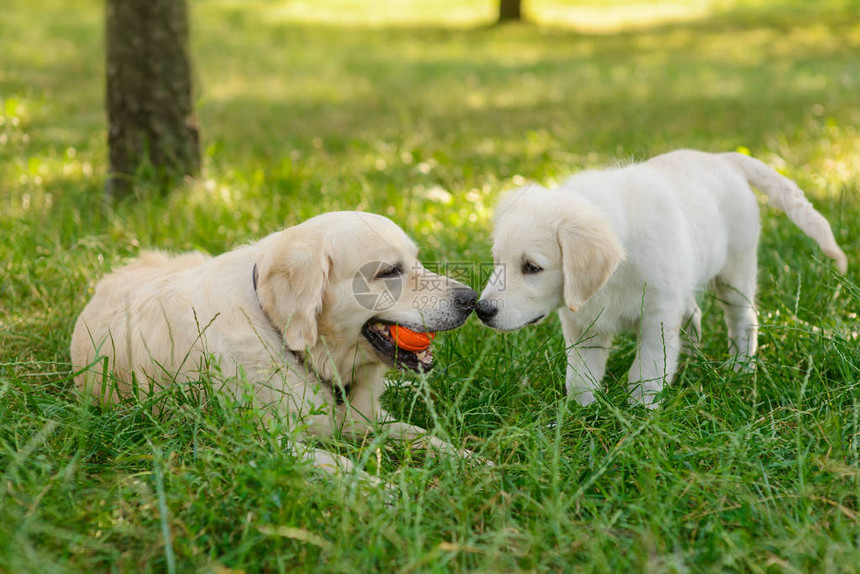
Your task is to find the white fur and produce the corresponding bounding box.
[478,150,847,407]
[71,211,478,473]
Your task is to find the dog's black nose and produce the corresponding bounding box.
[474,298,499,323]
[452,287,478,312]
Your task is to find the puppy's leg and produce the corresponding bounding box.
[559,310,611,406]
[716,252,758,370]
[681,300,702,355]
[627,314,682,408]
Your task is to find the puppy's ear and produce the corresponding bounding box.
[557,210,624,313]
[256,230,330,351]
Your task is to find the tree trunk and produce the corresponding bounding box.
[105,0,200,199]
[498,0,523,23]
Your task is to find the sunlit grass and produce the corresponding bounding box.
[535,0,714,31]
[219,0,782,31]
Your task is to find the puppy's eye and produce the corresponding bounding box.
[375,264,402,280]
[522,261,543,275]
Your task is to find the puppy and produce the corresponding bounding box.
[71,211,479,472]
[476,150,847,407]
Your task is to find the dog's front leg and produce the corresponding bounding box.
[340,383,491,465]
[298,444,361,476]
[376,419,473,460]
[559,310,611,406]
[627,315,682,408]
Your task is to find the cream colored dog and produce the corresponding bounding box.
[71,211,479,473]
[476,150,847,407]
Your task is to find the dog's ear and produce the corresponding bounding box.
[256,229,330,351]
[557,210,624,313]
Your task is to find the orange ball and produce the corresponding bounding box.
[389,325,436,352]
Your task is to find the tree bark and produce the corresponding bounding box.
[498,0,523,23]
[105,0,200,199]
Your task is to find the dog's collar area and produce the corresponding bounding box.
[252,263,349,404]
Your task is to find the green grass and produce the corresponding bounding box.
[2,0,860,571]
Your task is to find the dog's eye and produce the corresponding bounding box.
[375,264,402,280]
[522,261,543,275]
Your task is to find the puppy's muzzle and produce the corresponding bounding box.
[475,298,500,323]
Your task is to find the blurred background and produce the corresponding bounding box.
[3,1,857,246]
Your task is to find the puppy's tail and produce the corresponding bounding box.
[721,152,848,274]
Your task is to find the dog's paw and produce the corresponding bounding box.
[461,448,495,467]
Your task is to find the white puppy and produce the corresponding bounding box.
[476,150,847,407]
[71,211,479,472]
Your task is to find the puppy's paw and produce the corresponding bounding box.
[566,384,598,407]
[627,384,663,409]
[577,391,596,406]
[731,357,756,373]
[628,394,661,410]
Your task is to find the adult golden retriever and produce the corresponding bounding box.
[476,150,847,407]
[71,211,479,473]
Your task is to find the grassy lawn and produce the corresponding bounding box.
[2,0,859,571]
